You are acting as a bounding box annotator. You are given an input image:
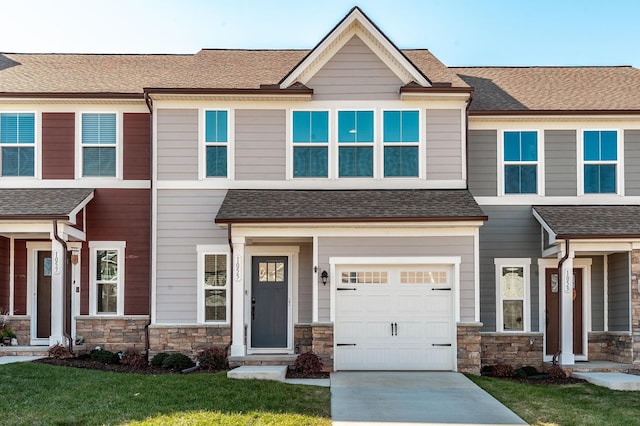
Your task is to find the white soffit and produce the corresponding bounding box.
[280,8,430,88]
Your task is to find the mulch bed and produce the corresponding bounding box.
[502,376,586,385]
[285,369,330,379]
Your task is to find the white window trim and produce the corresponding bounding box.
[289,108,331,179]
[199,109,233,181]
[381,109,423,179]
[0,111,39,179]
[577,129,624,196]
[196,244,231,324]
[336,109,376,178]
[89,241,126,316]
[497,130,544,196]
[76,112,121,180]
[495,258,531,332]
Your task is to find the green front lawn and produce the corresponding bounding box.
[469,375,640,426]
[0,363,330,425]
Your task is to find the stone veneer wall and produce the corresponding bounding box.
[589,332,633,363]
[481,332,544,369]
[148,324,230,358]
[295,324,312,354]
[8,316,30,346]
[76,316,148,353]
[632,250,640,364]
[312,323,333,371]
[457,323,481,374]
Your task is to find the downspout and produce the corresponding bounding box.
[554,238,570,365]
[52,219,74,355]
[144,91,153,359]
[227,224,233,356]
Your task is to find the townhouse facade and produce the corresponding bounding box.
[1,7,640,373]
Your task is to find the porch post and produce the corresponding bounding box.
[230,236,246,357]
[49,232,65,345]
[559,251,575,364]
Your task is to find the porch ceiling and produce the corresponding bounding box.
[215,189,487,224]
[533,205,640,239]
[0,188,94,220]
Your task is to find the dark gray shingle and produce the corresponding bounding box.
[0,188,94,218]
[533,205,640,238]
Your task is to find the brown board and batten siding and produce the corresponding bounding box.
[467,130,497,197]
[306,35,404,101]
[0,237,9,310]
[425,109,463,181]
[234,110,286,180]
[155,189,228,323]
[13,240,27,315]
[42,113,75,179]
[608,252,630,331]
[80,189,150,315]
[317,236,476,323]
[123,113,151,180]
[624,130,640,196]
[544,130,577,196]
[156,109,198,181]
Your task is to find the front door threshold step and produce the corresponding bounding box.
[227,365,288,382]
[572,372,640,391]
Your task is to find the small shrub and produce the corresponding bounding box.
[161,353,194,371]
[121,349,147,369]
[48,343,72,359]
[493,363,515,378]
[294,352,323,375]
[90,349,120,365]
[547,365,567,379]
[515,365,540,378]
[150,352,170,368]
[197,346,228,371]
[480,365,495,376]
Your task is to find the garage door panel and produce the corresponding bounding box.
[365,321,395,339]
[364,294,390,313]
[336,321,363,341]
[425,321,453,340]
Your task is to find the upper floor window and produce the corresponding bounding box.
[0,113,35,177]
[583,130,617,194]
[338,110,374,177]
[292,111,328,177]
[205,110,228,177]
[82,113,116,177]
[383,110,419,177]
[503,131,537,194]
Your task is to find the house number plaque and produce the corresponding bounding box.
[234,255,242,281]
[53,250,61,276]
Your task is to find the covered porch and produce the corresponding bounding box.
[0,188,93,347]
[533,205,640,366]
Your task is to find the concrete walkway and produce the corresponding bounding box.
[572,372,640,391]
[0,356,44,364]
[331,372,526,425]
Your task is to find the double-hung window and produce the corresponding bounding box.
[0,113,35,177]
[292,111,328,177]
[338,110,374,177]
[90,242,125,315]
[503,131,538,194]
[197,245,229,323]
[383,110,419,177]
[495,259,530,332]
[205,110,228,177]
[82,113,117,177]
[583,130,617,193]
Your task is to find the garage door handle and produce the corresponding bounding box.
[432,343,452,347]
[337,343,356,346]
[337,288,357,291]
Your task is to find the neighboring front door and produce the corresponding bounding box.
[545,268,583,356]
[36,251,52,339]
[251,256,288,348]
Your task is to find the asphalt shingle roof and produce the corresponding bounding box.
[455,66,640,111]
[533,205,640,239]
[0,188,94,218]
[216,189,487,223]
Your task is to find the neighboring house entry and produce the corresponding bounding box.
[251,256,288,348]
[36,250,53,340]
[334,262,455,371]
[545,268,584,356]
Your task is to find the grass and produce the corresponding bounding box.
[0,362,330,425]
[468,375,640,426]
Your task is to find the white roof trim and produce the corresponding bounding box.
[280,8,430,89]
[532,208,557,245]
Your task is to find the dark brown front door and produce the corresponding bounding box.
[545,268,583,355]
[36,251,52,339]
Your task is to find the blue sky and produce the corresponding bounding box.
[2,0,638,67]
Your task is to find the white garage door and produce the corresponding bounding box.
[334,264,454,371]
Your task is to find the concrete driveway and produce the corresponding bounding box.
[331,372,526,425]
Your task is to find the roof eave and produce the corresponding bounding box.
[469,109,640,116]
[215,216,488,225]
[0,92,144,99]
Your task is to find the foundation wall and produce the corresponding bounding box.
[481,332,544,369]
[457,323,482,374]
[75,316,148,353]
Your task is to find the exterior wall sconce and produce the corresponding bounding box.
[321,270,328,286]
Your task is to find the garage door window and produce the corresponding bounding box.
[495,258,530,332]
[341,271,388,284]
[401,270,447,284]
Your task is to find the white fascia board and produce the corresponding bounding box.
[68,192,95,225]
[280,8,430,89]
[531,208,557,245]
